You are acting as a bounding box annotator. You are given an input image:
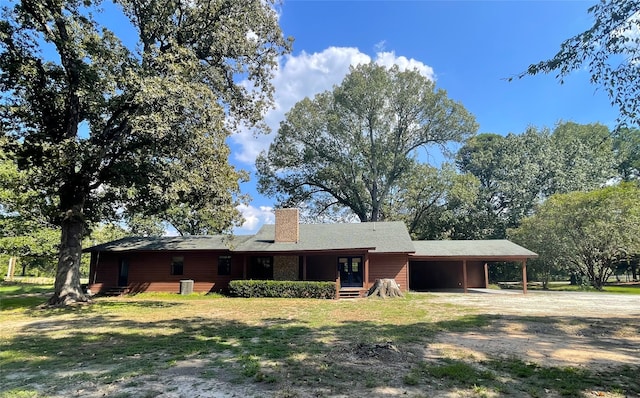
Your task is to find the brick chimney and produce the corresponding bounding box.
[275,208,299,243]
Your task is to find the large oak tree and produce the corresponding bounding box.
[0,0,291,305]
[257,63,478,222]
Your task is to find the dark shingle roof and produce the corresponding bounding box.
[235,221,415,253]
[85,235,251,252]
[84,225,536,260]
[411,240,538,259]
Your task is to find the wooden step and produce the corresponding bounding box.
[339,289,365,299]
[102,287,129,296]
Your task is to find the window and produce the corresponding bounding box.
[218,255,232,276]
[171,256,184,275]
[248,256,273,279]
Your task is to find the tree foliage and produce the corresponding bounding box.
[257,63,478,222]
[384,162,480,240]
[457,122,616,238]
[0,0,291,305]
[613,127,640,181]
[1,137,59,276]
[510,183,640,289]
[519,0,640,128]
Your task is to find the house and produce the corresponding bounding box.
[86,209,538,298]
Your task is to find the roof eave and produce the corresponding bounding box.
[409,254,538,261]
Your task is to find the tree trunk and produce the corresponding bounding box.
[367,278,403,298]
[48,206,89,306]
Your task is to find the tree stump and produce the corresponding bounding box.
[367,278,403,298]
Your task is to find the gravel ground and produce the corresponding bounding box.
[427,289,640,318]
[426,290,640,371]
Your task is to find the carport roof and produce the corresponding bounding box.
[410,240,538,260]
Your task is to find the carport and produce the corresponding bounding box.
[409,240,538,293]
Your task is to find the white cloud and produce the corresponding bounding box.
[375,51,435,80]
[235,204,275,233]
[231,47,435,166]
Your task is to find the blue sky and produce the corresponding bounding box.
[231,1,618,233]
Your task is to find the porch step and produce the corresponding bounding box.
[102,287,129,296]
[338,289,365,299]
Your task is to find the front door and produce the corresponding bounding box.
[338,257,363,288]
[118,258,129,286]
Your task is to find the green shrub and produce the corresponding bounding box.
[228,280,336,299]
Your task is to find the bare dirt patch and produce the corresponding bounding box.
[427,291,640,369]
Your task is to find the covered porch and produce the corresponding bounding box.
[239,250,373,298]
[239,249,410,299]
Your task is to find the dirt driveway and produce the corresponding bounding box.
[426,290,640,369]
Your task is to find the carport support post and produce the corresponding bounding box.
[462,260,468,293]
[484,262,489,288]
[364,254,370,290]
[522,259,527,294]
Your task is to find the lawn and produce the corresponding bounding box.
[1,282,639,397]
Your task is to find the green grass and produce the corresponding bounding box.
[406,359,495,388]
[0,282,53,296]
[500,281,640,294]
[487,358,607,397]
[0,281,54,310]
[404,358,637,397]
[601,284,640,294]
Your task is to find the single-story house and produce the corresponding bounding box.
[86,209,538,298]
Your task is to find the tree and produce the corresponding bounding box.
[1,137,59,276]
[456,122,616,238]
[456,130,554,238]
[384,162,480,240]
[518,0,640,128]
[0,0,290,305]
[612,127,640,181]
[257,63,478,222]
[510,183,640,289]
[548,122,616,193]
[509,212,565,289]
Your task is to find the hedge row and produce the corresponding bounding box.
[228,280,336,299]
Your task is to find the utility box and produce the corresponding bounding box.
[179,279,194,295]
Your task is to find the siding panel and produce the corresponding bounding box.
[368,253,408,291]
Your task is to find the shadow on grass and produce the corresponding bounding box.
[1,294,187,314]
[1,303,639,397]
